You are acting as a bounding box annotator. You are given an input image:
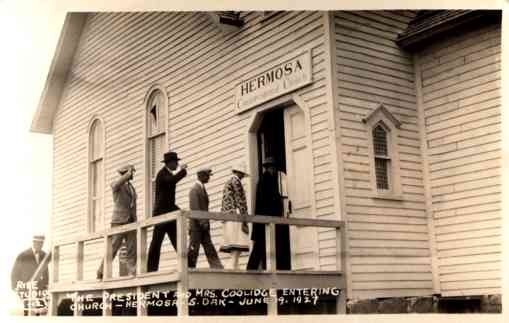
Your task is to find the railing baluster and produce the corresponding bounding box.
[265,222,277,315]
[73,292,82,316]
[336,224,347,314]
[103,233,112,279]
[265,222,277,273]
[76,241,84,281]
[177,211,188,316]
[50,245,59,316]
[102,290,111,316]
[136,286,146,316]
[52,246,59,284]
[48,292,58,316]
[136,227,147,275]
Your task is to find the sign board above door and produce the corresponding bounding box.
[235,51,312,114]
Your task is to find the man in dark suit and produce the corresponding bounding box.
[147,151,187,272]
[97,164,137,279]
[11,235,49,315]
[188,168,223,269]
[247,157,291,270]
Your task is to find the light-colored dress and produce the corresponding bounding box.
[219,175,250,253]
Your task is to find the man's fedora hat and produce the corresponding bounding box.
[262,157,277,167]
[232,163,249,176]
[161,151,181,163]
[197,167,213,176]
[32,235,45,242]
[118,164,135,175]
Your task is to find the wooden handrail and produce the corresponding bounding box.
[53,210,342,247]
[188,210,344,228]
[53,211,180,246]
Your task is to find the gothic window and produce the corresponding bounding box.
[146,88,167,216]
[89,118,104,232]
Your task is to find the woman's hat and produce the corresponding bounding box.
[232,163,249,176]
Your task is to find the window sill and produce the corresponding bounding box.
[370,193,404,201]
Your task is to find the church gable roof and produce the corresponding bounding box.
[31,13,88,134]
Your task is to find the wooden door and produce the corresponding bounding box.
[284,105,318,270]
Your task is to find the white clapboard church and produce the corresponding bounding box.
[30,10,502,315]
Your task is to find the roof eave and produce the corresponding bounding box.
[30,12,88,134]
[397,10,501,51]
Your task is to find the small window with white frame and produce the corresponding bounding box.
[88,117,105,232]
[145,87,167,217]
[363,104,403,199]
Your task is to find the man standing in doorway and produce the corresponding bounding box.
[97,164,137,279]
[11,235,49,315]
[147,151,187,272]
[188,168,223,269]
[247,157,291,270]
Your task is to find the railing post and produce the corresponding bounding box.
[48,246,60,315]
[102,290,112,316]
[52,246,59,284]
[265,222,277,272]
[137,227,147,275]
[48,292,59,316]
[76,241,84,281]
[265,222,277,316]
[336,224,347,314]
[103,233,112,279]
[73,292,82,316]
[136,286,147,316]
[177,211,188,316]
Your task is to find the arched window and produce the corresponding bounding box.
[89,118,104,232]
[372,122,390,191]
[363,104,402,199]
[145,87,167,217]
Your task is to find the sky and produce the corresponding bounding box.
[0,0,506,319]
[0,1,62,315]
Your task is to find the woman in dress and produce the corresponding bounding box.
[219,163,250,269]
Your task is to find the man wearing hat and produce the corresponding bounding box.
[187,168,223,269]
[11,234,49,315]
[147,151,187,272]
[96,164,137,279]
[247,157,291,270]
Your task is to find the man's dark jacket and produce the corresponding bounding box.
[152,167,187,216]
[251,171,284,241]
[11,248,49,292]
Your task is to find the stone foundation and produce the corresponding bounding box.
[347,294,501,314]
[480,295,502,313]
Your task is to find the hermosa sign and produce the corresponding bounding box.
[235,51,312,113]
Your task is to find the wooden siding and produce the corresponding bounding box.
[51,11,337,280]
[416,23,502,297]
[333,11,434,299]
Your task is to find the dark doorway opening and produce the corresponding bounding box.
[256,108,286,175]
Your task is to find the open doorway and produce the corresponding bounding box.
[256,108,286,177]
[250,103,318,271]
